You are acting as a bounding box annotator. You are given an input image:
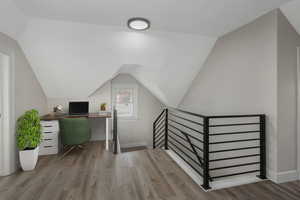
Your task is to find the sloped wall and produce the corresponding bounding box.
[179,10,278,177]
[0,32,47,174]
[277,10,300,173]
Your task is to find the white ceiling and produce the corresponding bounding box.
[0,0,27,38]
[1,0,298,107]
[13,0,290,36]
[18,19,216,106]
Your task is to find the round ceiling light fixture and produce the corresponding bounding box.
[127,17,150,31]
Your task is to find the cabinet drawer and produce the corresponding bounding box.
[39,146,58,155]
[41,138,58,146]
[41,120,59,132]
[42,131,58,139]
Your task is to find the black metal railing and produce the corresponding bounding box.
[153,107,266,190]
[113,108,118,154]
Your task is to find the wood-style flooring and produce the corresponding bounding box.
[0,141,299,200]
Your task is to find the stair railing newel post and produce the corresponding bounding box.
[202,116,211,190]
[164,108,169,150]
[258,114,267,179]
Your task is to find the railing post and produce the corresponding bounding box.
[164,108,169,150]
[258,114,267,179]
[202,117,211,190]
[153,122,156,149]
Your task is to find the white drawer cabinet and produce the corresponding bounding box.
[39,120,59,156]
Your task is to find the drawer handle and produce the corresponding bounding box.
[44,146,53,148]
[44,131,52,134]
[44,139,52,141]
[43,125,53,128]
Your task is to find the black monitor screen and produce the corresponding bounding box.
[69,102,89,115]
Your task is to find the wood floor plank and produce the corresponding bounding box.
[0,141,299,200]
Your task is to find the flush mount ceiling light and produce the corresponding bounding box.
[127,17,150,31]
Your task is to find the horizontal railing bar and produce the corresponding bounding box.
[169,135,196,156]
[168,140,202,168]
[209,138,260,145]
[168,107,206,118]
[154,109,166,124]
[210,162,260,171]
[155,125,165,136]
[156,137,164,147]
[169,124,204,143]
[208,114,263,119]
[168,129,204,152]
[155,118,165,129]
[210,154,260,162]
[154,132,165,142]
[212,170,259,179]
[168,129,189,142]
[155,128,165,139]
[210,146,260,153]
[210,122,260,127]
[169,112,204,126]
[155,132,165,143]
[156,139,164,148]
[169,119,204,135]
[210,130,260,136]
[169,145,203,177]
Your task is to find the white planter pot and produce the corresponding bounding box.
[19,147,39,171]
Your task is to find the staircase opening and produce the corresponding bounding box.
[153,107,267,191]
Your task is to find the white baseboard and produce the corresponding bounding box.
[276,170,299,183]
[166,150,262,191]
[268,169,299,183]
[166,150,203,188]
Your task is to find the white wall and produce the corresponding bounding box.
[112,74,164,147]
[0,0,28,39]
[277,11,300,173]
[0,31,47,175]
[180,10,278,177]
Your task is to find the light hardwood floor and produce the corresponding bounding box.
[0,141,299,200]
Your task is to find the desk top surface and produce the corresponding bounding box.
[41,112,112,121]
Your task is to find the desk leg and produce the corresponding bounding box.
[105,118,110,151]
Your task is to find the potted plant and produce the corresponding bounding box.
[17,109,42,171]
[100,103,107,111]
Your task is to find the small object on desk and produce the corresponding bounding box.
[53,105,64,113]
[100,103,107,111]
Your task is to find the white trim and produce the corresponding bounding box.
[276,170,299,183]
[297,47,300,180]
[0,52,14,176]
[166,150,262,191]
[268,169,299,183]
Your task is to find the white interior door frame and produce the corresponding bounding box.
[296,47,300,179]
[0,52,14,176]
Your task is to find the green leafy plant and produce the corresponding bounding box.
[17,109,42,151]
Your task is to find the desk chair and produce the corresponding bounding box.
[59,117,91,156]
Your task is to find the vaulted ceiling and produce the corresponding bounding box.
[1,0,298,106]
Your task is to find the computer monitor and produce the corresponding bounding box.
[69,101,89,115]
